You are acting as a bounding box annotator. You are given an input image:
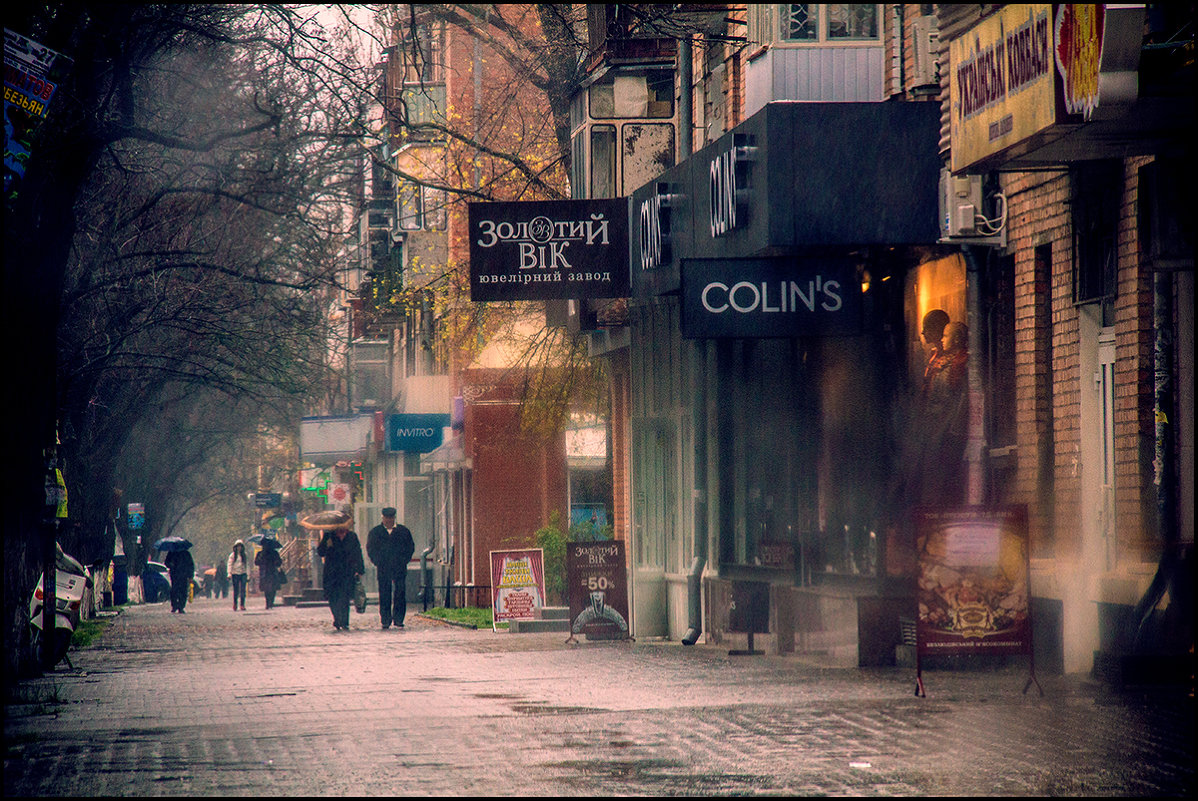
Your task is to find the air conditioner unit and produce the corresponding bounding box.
[939,169,982,237]
[911,15,939,88]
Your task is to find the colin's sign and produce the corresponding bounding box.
[468,199,630,301]
[681,257,862,339]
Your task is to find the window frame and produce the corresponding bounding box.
[750,4,883,47]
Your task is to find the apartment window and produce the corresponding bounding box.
[1072,160,1121,322]
[397,181,422,231]
[396,180,446,231]
[395,21,444,85]
[751,4,881,45]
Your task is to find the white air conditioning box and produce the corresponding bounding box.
[940,170,982,237]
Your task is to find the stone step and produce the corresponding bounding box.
[537,606,569,620]
[509,618,570,634]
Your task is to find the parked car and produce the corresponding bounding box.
[142,561,171,603]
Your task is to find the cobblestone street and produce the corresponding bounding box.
[4,596,1194,796]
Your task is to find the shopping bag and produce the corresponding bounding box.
[353,576,367,613]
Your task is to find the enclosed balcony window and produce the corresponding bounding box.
[752,4,882,45]
[590,125,616,199]
[589,71,674,119]
[827,4,880,40]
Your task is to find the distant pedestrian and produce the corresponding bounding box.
[255,543,283,609]
[164,548,195,613]
[214,559,229,598]
[315,516,364,631]
[367,507,415,629]
[227,540,248,611]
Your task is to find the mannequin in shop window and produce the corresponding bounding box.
[914,319,969,507]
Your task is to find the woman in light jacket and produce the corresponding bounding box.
[227,540,249,611]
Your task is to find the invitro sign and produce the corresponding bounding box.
[387,413,450,453]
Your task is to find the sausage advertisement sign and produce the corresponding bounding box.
[915,506,1031,655]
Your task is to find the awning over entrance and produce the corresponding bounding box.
[420,439,470,474]
[631,100,943,297]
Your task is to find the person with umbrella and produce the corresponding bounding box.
[367,507,415,629]
[158,538,195,614]
[254,537,284,609]
[307,511,364,631]
[227,539,249,611]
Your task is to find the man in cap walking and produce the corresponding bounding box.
[366,507,415,629]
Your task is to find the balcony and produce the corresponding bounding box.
[402,373,451,415]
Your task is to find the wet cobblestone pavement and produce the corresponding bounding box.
[4,596,1194,796]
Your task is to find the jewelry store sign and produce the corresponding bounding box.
[468,199,629,301]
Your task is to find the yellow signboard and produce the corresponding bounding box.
[950,4,1056,172]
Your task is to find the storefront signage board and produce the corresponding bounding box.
[680,257,862,339]
[949,4,1109,173]
[566,540,630,641]
[490,549,545,628]
[914,505,1031,656]
[468,199,630,300]
[387,413,450,453]
[631,102,941,299]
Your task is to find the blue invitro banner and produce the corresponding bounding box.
[387,413,451,453]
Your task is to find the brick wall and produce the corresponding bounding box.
[1002,156,1159,567]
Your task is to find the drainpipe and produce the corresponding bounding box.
[960,245,987,504]
[678,35,706,647]
[683,340,708,645]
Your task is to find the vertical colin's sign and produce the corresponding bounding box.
[469,199,630,301]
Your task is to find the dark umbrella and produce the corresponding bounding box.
[153,536,193,552]
[248,534,283,548]
[299,510,351,531]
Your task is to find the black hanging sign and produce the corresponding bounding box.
[468,199,630,301]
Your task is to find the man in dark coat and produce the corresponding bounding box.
[366,507,415,629]
[164,548,195,613]
[317,523,365,631]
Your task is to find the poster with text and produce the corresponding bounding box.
[490,549,545,624]
[567,540,630,640]
[916,506,1031,655]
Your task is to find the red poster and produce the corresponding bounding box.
[490,549,545,624]
[566,540,630,640]
[916,506,1031,655]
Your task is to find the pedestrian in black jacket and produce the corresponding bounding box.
[366,507,415,629]
[164,548,195,613]
[317,523,365,631]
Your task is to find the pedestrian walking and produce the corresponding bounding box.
[214,559,229,598]
[366,507,415,629]
[255,542,283,609]
[164,547,195,613]
[308,512,364,631]
[227,540,249,611]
